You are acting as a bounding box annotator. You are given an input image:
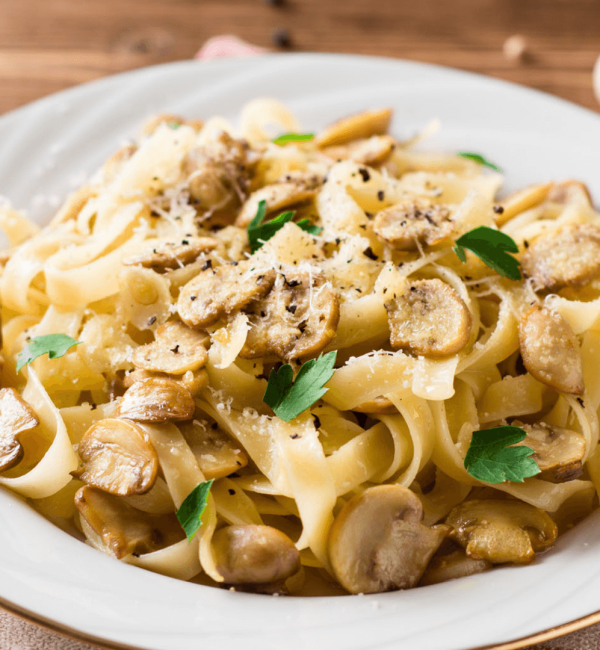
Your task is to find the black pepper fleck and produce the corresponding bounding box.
[228,488,236,496]
[363,247,378,261]
[358,168,370,182]
[147,316,157,326]
[493,205,505,214]
[377,190,385,201]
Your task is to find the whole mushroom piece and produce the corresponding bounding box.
[0,388,39,472]
[328,485,449,594]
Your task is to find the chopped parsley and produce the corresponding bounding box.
[176,480,214,541]
[16,334,81,373]
[457,152,501,171]
[454,226,521,280]
[272,132,314,146]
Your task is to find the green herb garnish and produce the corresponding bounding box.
[453,226,521,280]
[464,426,540,484]
[176,480,214,541]
[263,351,337,422]
[272,133,314,146]
[457,152,501,171]
[248,200,322,252]
[16,334,81,373]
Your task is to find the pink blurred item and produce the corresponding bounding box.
[196,35,268,60]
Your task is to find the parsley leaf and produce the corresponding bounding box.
[464,426,540,484]
[272,132,314,146]
[453,226,521,280]
[176,479,214,541]
[457,152,501,171]
[16,334,80,373]
[248,200,322,252]
[263,351,337,422]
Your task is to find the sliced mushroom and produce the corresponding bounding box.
[386,279,472,357]
[140,114,204,138]
[131,321,208,375]
[240,271,340,362]
[445,499,557,565]
[519,305,583,394]
[322,135,396,166]
[329,485,448,594]
[496,182,552,226]
[72,418,158,496]
[512,420,586,483]
[372,199,454,251]
[184,132,252,210]
[316,108,393,148]
[419,549,491,586]
[177,262,277,329]
[75,486,182,559]
[123,368,209,397]
[353,396,398,414]
[118,377,195,423]
[547,180,593,207]
[521,224,600,291]
[122,237,218,273]
[0,388,39,472]
[235,174,322,228]
[212,525,300,585]
[179,418,248,480]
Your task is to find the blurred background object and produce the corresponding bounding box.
[0,0,599,114]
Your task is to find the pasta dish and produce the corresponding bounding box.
[0,100,599,596]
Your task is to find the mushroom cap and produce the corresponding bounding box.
[0,388,39,472]
[373,199,454,251]
[122,237,218,272]
[72,418,158,496]
[420,549,491,587]
[213,525,300,585]
[386,279,472,357]
[118,377,196,423]
[519,305,584,395]
[315,108,393,148]
[445,499,558,565]
[328,485,448,594]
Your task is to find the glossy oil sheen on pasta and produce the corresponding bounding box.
[0,100,599,597]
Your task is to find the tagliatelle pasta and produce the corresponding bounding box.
[1,101,599,596]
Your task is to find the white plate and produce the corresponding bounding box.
[1,53,600,650]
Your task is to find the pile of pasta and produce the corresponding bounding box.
[1,100,600,596]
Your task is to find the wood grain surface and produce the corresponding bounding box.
[0,0,598,115]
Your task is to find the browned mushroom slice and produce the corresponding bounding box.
[445,499,557,565]
[420,549,491,586]
[386,279,471,358]
[328,485,449,594]
[521,224,600,291]
[179,419,248,480]
[123,368,209,397]
[235,175,322,228]
[131,321,208,375]
[315,108,393,148]
[213,525,300,585]
[512,421,586,483]
[240,271,340,362]
[184,132,252,209]
[75,486,182,559]
[177,262,276,330]
[372,199,454,251]
[72,419,158,496]
[0,388,39,472]
[519,305,583,395]
[118,378,195,423]
[122,237,218,273]
[322,135,396,166]
[140,114,204,138]
[353,396,398,414]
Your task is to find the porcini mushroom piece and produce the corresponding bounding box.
[445,499,557,565]
[177,262,276,330]
[316,108,393,148]
[131,321,208,375]
[179,419,248,480]
[235,175,322,228]
[521,224,600,291]
[72,418,158,496]
[322,135,396,167]
[75,486,182,559]
[240,271,340,362]
[123,368,209,397]
[386,279,472,357]
[372,199,454,251]
[118,377,195,423]
[519,305,584,395]
[512,420,586,483]
[213,525,300,585]
[0,388,39,472]
[122,237,218,273]
[329,485,449,594]
[420,549,491,586]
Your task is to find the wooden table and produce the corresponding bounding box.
[0,0,598,115]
